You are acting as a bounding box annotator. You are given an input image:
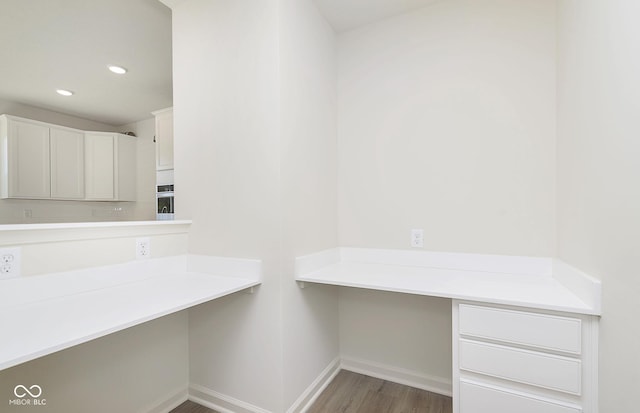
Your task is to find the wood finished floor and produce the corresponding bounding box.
[308,371,452,413]
[169,371,452,413]
[170,400,219,413]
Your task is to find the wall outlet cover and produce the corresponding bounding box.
[411,229,424,248]
[136,238,151,260]
[0,247,21,279]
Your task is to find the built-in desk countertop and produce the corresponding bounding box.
[0,254,261,370]
[295,248,601,315]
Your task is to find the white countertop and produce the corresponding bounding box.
[295,248,601,315]
[0,254,260,370]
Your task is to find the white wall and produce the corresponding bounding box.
[339,289,452,387]
[279,0,340,409]
[0,198,143,224]
[0,100,156,224]
[336,0,557,389]
[556,1,640,411]
[337,0,557,255]
[0,225,188,276]
[172,0,341,410]
[0,99,117,132]
[172,0,284,411]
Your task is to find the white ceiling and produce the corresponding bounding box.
[313,0,442,33]
[0,0,172,126]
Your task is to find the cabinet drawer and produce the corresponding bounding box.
[459,304,581,354]
[459,339,581,395]
[460,380,582,413]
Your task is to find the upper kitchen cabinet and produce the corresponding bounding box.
[50,127,85,199]
[0,115,137,202]
[85,132,137,201]
[0,115,84,200]
[152,107,173,171]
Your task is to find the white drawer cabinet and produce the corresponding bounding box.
[453,301,598,413]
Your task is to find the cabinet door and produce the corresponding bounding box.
[155,109,173,170]
[50,128,84,199]
[8,120,50,198]
[116,134,136,201]
[85,133,115,200]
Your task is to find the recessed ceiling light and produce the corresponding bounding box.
[108,65,127,74]
[56,89,74,96]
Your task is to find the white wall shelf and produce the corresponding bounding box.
[0,219,193,233]
[0,220,192,247]
[295,248,601,316]
[0,254,261,370]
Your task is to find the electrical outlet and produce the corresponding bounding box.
[0,247,21,279]
[136,238,151,260]
[411,229,424,248]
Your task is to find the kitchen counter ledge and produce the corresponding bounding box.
[0,253,260,370]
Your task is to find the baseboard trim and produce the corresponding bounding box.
[185,357,450,413]
[140,384,189,413]
[287,357,341,413]
[340,356,452,397]
[189,383,273,413]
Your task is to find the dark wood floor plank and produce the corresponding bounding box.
[356,389,396,413]
[308,370,452,413]
[169,400,219,413]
